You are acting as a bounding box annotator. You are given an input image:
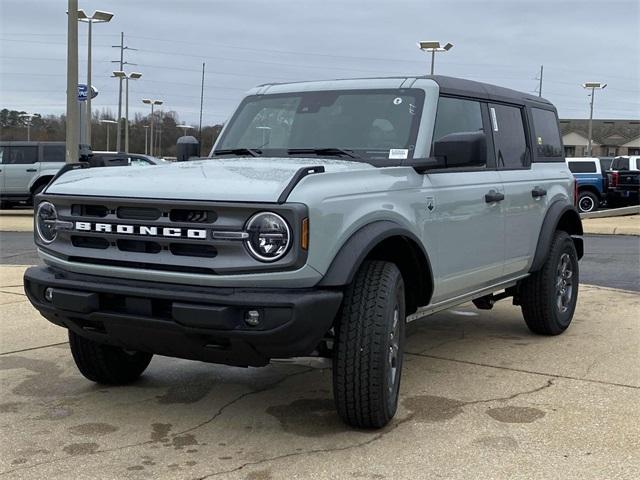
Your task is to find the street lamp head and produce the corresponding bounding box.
[418,40,454,52]
[76,9,88,20]
[142,99,152,104]
[100,119,117,124]
[92,10,114,22]
[443,42,454,51]
[582,82,607,89]
[112,71,126,78]
[129,72,143,80]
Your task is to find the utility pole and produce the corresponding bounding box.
[198,62,205,156]
[538,65,544,97]
[582,82,607,157]
[66,0,79,163]
[112,33,136,152]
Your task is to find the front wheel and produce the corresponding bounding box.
[519,231,579,335]
[69,331,153,384]
[333,260,405,428]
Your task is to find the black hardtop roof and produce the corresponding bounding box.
[427,75,555,109]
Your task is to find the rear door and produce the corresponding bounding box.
[494,105,557,276]
[424,96,505,302]
[0,145,40,194]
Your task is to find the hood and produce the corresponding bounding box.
[46,157,375,203]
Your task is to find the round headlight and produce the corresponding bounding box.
[36,201,58,243]
[244,212,291,262]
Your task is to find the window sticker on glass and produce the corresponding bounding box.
[490,107,498,132]
[389,148,408,160]
[393,97,403,105]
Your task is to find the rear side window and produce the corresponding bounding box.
[568,161,597,173]
[0,146,38,164]
[42,145,66,162]
[532,108,563,157]
[433,97,484,142]
[490,104,528,169]
[611,157,630,170]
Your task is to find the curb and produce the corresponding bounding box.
[580,205,640,219]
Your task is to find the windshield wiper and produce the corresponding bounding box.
[287,148,360,159]
[213,148,261,157]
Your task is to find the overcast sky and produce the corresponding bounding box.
[1,0,639,125]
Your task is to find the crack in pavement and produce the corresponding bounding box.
[0,342,68,357]
[0,289,25,297]
[0,366,315,477]
[406,351,639,389]
[192,378,555,479]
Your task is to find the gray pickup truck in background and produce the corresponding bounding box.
[24,75,583,428]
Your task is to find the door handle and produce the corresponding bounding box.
[26,169,37,172]
[531,187,547,198]
[485,190,505,203]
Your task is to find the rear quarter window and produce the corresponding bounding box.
[532,108,563,158]
[611,157,630,170]
[42,145,66,162]
[568,161,597,173]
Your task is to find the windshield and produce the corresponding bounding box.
[215,89,425,164]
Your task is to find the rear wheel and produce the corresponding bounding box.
[577,191,598,213]
[69,331,153,384]
[519,231,579,335]
[333,260,405,428]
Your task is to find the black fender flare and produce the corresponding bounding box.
[530,201,583,272]
[318,220,434,293]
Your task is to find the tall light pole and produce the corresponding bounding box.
[100,119,117,151]
[20,113,36,141]
[143,125,149,154]
[66,0,79,163]
[417,41,453,75]
[78,9,113,146]
[177,124,193,136]
[582,82,607,156]
[142,99,163,156]
[113,71,142,153]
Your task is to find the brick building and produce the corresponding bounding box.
[560,119,640,157]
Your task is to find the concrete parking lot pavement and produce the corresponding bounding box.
[1,265,638,479]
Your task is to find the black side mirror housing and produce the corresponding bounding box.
[176,136,200,162]
[433,131,487,168]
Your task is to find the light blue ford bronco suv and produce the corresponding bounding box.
[24,76,583,428]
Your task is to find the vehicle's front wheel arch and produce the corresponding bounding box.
[30,176,54,198]
[319,221,433,315]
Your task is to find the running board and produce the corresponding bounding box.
[407,275,528,322]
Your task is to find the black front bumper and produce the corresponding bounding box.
[24,266,343,367]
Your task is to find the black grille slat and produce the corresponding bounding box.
[170,243,217,258]
[117,239,162,254]
[170,209,217,223]
[116,206,161,220]
[71,236,109,250]
[71,204,109,217]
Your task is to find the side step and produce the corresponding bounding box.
[472,287,519,310]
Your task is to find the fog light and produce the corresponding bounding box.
[44,287,54,302]
[244,310,261,326]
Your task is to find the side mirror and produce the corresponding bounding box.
[433,131,487,168]
[176,136,200,162]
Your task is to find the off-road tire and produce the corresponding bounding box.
[520,231,579,335]
[577,191,598,213]
[69,331,153,384]
[333,260,405,428]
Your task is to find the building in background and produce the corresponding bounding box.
[560,119,640,157]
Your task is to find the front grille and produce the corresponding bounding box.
[117,206,161,220]
[117,239,162,254]
[72,236,109,250]
[170,243,217,258]
[71,204,108,217]
[170,209,216,223]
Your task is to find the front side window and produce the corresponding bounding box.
[432,96,484,142]
[42,145,66,162]
[0,146,38,164]
[532,108,563,158]
[568,161,597,173]
[216,89,424,164]
[490,104,529,169]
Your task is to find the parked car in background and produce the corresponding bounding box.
[565,157,605,212]
[606,155,640,207]
[0,143,165,208]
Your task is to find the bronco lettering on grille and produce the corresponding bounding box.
[74,222,207,239]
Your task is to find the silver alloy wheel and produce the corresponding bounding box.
[579,195,595,212]
[388,306,400,394]
[556,253,574,313]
